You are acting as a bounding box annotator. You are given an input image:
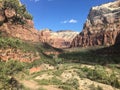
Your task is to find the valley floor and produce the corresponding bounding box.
[18,63,120,90]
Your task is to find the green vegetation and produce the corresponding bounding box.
[59,46,120,65]
[0,37,37,52]
[36,77,79,90]
[76,65,120,88]
[36,77,62,85]
[0,37,22,48]
[0,60,26,89]
[89,84,103,90]
[0,31,119,90]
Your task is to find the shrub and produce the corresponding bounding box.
[64,78,79,90]
[23,12,33,20]
[3,0,19,10]
[0,60,25,89]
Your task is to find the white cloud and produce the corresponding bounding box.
[62,19,78,24]
[69,19,77,23]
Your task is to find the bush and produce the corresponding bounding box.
[0,37,22,48]
[23,12,33,20]
[3,0,19,10]
[64,78,79,90]
[0,60,25,89]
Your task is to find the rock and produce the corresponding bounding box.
[26,19,34,28]
[71,1,120,47]
[5,8,16,19]
[39,28,51,42]
[0,23,40,42]
[0,9,5,25]
[115,33,120,45]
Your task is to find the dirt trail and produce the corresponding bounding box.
[21,80,40,90]
[43,85,63,90]
[21,80,62,90]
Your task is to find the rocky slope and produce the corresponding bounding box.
[40,29,78,48]
[71,0,120,47]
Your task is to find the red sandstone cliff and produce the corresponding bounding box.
[71,1,120,47]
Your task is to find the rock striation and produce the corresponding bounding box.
[71,1,120,47]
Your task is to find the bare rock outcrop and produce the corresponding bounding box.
[71,1,120,47]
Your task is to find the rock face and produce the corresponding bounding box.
[0,2,40,42]
[39,29,79,48]
[0,22,40,42]
[0,48,40,62]
[39,28,51,43]
[71,1,120,47]
[115,33,120,45]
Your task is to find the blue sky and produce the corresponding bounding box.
[20,0,114,32]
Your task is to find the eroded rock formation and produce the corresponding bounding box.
[71,1,120,47]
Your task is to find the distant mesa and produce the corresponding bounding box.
[39,29,79,48]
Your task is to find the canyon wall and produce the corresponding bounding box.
[71,1,120,47]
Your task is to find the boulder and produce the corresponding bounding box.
[5,8,16,19]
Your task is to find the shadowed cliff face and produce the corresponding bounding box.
[71,1,120,47]
[115,33,120,45]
